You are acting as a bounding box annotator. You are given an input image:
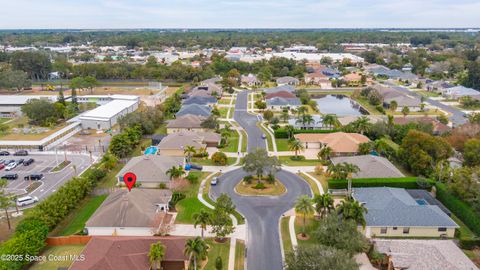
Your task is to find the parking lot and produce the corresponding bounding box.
[1,152,93,203]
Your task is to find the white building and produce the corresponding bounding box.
[79,97,139,130]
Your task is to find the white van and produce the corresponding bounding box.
[16,196,39,207]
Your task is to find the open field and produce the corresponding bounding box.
[0,116,68,141]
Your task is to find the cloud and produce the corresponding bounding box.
[0,0,478,29]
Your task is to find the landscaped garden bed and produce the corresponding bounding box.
[235,175,286,196]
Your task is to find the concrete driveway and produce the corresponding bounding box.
[210,91,312,270]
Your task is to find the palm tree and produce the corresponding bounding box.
[166,166,185,180]
[284,125,295,140]
[184,145,197,162]
[317,146,332,161]
[193,209,211,239]
[322,114,339,129]
[389,100,398,112]
[295,195,315,237]
[352,116,371,135]
[184,237,208,270]
[288,139,305,158]
[220,129,231,146]
[297,106,308,118]
[149,242,166,270]
[313,193,334,219]
[281,110,289,123]
[337,198,368,228]
[401,106,410,118]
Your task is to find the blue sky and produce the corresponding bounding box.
[0,0,479,29]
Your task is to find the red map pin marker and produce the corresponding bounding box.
[123,172,137,191]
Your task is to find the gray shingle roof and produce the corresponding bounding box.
[352,187,458,228]
[331,155,404,178]
[116,155,184,184]
[276,76,299,85]
[266,97,301,106]
[166,114,206,129]
[86,189,173,228]
[262,85,295,94]
[182,96,217,106]
[176,104,212,117]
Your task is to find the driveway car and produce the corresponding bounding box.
[24,174,44,181]
[189,164,203,171]
[211,177,219,186]
[0,164,4,170]
[16,196,38,207]
[14,150,28,156]
[1,174,18,180]
[0,151,10,156]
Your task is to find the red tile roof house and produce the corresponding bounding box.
[69,236,188,270]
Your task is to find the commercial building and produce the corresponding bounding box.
[0,95,58,118]
[79,98,139,130]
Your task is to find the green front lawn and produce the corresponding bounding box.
[219,132,239,153]
[0,118,11,124]
[294,215,320,248]
[218,107,230,118]
[191,157,237,166]
[218,98,233,105]
[417,90,441,97]
[175,172,214,224]
[204,239,230,270]
[235,240,246,270]
[276,138,290,151]
[30,244,85,270]
[278,156,320,166]
[57,195,108,236]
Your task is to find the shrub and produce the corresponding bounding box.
[375,105,385,114]
[435,182,480,236]
[243,175,253,184]
[253,182,266,189]
[170,192,186,208]
[290,155,305,161]
[416,177,432,189]
[459,238,480,249]
[211,152,228,166]
[159,182,168,189]
[328,177,432,190]
[267,173,275,184]
[186,173,199,184]
[314,165,324,175]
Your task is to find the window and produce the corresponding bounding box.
[380,227,387,234]
[438,227,447,232]
[403,227,410,234]
[393,227,398,230]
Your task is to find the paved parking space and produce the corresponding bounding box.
[1,153,93,202]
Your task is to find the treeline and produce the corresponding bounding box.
[0,30,477,49]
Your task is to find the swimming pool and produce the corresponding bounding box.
[416,199,428,205]
[144,146,158,155]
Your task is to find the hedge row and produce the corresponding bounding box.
[328,177,430,189]
[435,183,480,237]
[274,128,337,138]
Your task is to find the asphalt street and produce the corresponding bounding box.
[384,81,468,127]
[211,91,312,270]
[2,153,92,203]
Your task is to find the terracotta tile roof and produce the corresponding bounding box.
[294,132,370,153]
[70,236,188,270]
[343,73,362,81]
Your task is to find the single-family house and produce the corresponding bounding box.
[116,155,184,187]
[375,239,479,270]
[70,236,189,270]
[393,117,450,135]
[266,97,302,111]
[330,155,404,178]
[157,131,221,156]
[188,83,223,97]
[352,187,458,238]
[241,74,261,87]
[343,73,363,87]
[262,85,296,94]
[175,104,212,118]
[166,114,208,134]
[85,189,173,236]
[276,76,300,86]
[182,96,217,106]
[265,90,296,100]
[442,85,480,100]
[337,115,384,126]
[425,80,454,92]
[294,132,370,156]
[378,87,422,112]
[288,115,324,130]
[304,72,331,88]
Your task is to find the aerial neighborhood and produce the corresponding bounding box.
[0,28,480,270]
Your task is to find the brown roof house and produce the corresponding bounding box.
[157,131,221,156]
[116,155,184,188]
[69,236,188,270]
[166,114,208,134]
[85,189,173,236]
[294,132,370,156]
[343,72,363,87]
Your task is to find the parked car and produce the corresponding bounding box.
[24,174,44,180]
[0,164,4,170]
[14,150,28,156]
[0,151,10,156]
[189,163,203,171]
[16,196,38,207]
[261,134,267,139]
[17,159,24,165]
[5,162,17,171]
[23,158,34,166]
[1,174,18,180]
[211,177,219,186]
[0,159,4,164]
